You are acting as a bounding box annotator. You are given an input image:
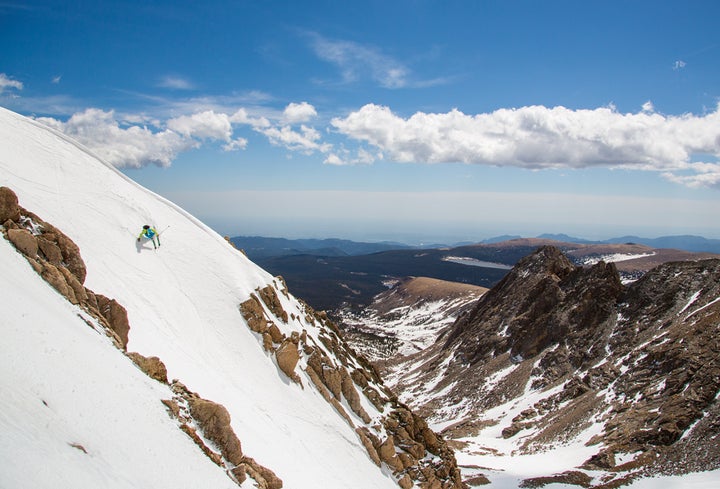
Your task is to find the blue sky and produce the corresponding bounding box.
[2,0,720,243]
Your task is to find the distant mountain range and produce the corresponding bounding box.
[232,234,720,258]
[229,236,413,259]
[535,233,720,253]
[230,235,720,313]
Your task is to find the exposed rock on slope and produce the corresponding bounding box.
[1,186,125,348]
[385,245,720,486]
[240,280,466,489]
[1,186,280,488]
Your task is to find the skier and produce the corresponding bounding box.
[137,224,161,249]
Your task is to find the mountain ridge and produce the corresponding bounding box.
[379,245,720,486]
[233,233,720,259]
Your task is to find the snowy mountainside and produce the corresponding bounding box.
[382,246,720,487]
[0,106,462,488]
[338,277,487,361]
[0,237,240,489]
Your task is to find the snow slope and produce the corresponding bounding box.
[0,237,240,489]
[0,106,398,488]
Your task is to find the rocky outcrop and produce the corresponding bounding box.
[165,382,283,489]
[275,334,301,383]
[240,279,466,488]
[1,187,124,345]
[0,186,21,222]
[127,352,168,383]
[95,295,131,349]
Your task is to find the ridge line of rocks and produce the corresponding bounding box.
[240,280,466,489]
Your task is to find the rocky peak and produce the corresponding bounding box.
[442,246,623,377]
[383,245,720,486]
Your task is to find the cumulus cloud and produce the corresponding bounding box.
[259,124,331,154]
[0,73,23,93]
[283,102,317,123]
[229,108,271,129]
[166,110,233,140]
[36,109,191,168]
[33,100,332,167]
[308,33,410,88]
[330,103,720,185]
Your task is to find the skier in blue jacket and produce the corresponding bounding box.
[137,225,161,249]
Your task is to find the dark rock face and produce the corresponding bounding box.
[386,245,720,486]
[443,246,623,383]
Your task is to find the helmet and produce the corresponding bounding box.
[143,225,150,229]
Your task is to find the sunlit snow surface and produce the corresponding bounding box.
[578,252,655,265]
[0,107,398,489]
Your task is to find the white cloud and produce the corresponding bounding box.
[166,110,233,141]
[259,124,331,154]
[36,108,192,168]
[324,147,378,166]
[52,75,62,84]
[331,103,720,187]
[222,137,248,151]
[158,76,195,90]
[283,102,317,123]
[0,73,23,93]
[31,98,334,168]
[324,153,344,165]
[308,33,410,88]
[662,162,720,189]
[229,108,271,129]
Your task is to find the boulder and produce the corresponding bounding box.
[7,228,38,258]
[37,236,64,264]
[239,295,269,333]
[268,323,284,344]
[188,398,244,466]
[275,338,301,383]
[0,186,20,222]
[55,233,86,283]
[96,295,130,349]
[58,266,88,303]
[127,352,168,383]
[341,367,371,423]
[378,437,404,472]
[259,284,289,322]
[240,456,283,489]
[40,262,75,303]
[356,427,381,466]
